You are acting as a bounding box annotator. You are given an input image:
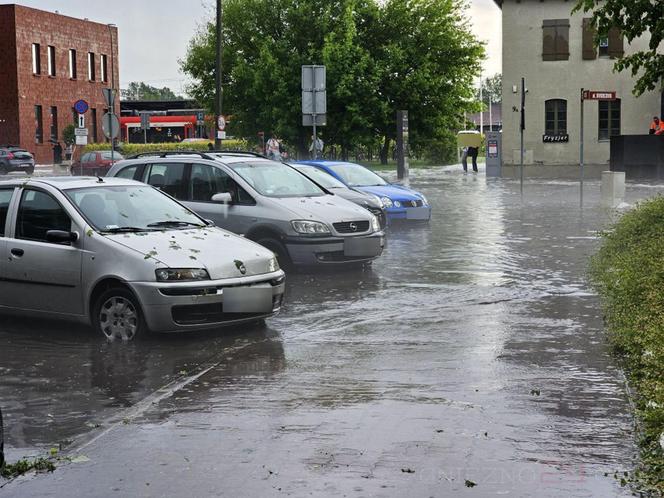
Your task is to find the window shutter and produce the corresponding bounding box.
[608,27,624,58]
[543,25,556,61]
[582,18,597,60]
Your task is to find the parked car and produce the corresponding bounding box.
[0,145,35,175]
[297,160,431,222]
[288,163,387,229]
[107,151,385,267]
[0,176,285,340]
[70,151,125,176]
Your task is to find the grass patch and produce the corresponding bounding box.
[590,196,664,494]
[0,457,56,479]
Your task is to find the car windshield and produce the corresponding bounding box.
[229,161,325,197]
[327,163,388,187]
[100,151,124,160]
[65,185,205,232]
[292,165,347,189]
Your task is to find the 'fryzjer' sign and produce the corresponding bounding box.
[583,91,617,101]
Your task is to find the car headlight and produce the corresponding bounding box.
[371,215,380,232]
[155,268,210,281]
[291,220,331,235]
[394,200,402,208]
[381,196,393,208]
[268,256,280,272]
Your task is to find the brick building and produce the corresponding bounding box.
[0,4,119,164]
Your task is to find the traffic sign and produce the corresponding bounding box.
[301,65,327,127]
[102,112,120,139]
[582,90,617,101]
[75,135,88,146]
[140,112,150,131]
[217,116,226,131]
[77,114,85,128]
[73,99,89,114]
[74,127,88,136]
[102,88,116,107]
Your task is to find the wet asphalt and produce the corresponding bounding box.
[2,166,662,497]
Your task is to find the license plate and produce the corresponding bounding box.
[406,208,430,220]
[223,285,273,313]
[344,237,382,257]
[21,164,31,168]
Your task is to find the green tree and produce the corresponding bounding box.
[573,0,664,96]
[477,73,502,105]
[121,82,182,101]
[181,0,484,162]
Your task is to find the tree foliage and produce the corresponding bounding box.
[574,0,664,96]
[477,73,501,105]
[181,0,484,161]
[121,82,182,101]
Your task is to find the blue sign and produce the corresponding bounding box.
[73,99,89,114]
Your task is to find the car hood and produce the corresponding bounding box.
[106,227,276,279]
[329,188,382,209]
[273,195,373,223]
[356,184,424,202]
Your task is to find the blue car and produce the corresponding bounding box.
[297,161,431,222]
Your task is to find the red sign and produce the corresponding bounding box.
[583,91,617,101]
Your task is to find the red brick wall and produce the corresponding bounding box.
[0,5,19,147]
[9,5,120,164]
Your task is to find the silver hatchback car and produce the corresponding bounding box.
[0,177,285,340]
[107,152,386,268]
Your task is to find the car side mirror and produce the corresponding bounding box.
[211,192,232,204]
[46,230,79,244]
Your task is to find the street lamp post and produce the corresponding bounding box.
[108,23,117,163]
[214,0,224,149]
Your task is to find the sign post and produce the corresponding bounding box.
[520,77,526,195]
[579,90,617,206]
[302,65,326,158]
[102,88,117,164]
[140,112,150,144]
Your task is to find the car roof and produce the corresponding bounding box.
[0,176,142,190]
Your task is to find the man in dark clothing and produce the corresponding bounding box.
[53,142,63,165]
[462,146,479,172]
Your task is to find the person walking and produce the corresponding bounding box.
[266,134,282,161]
[649,117,661,135]
[309,135,324,159]
[52,142,63,165]
[462,146,479,173]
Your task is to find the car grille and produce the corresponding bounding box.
[172,295,283,325]
[333,221,370,233]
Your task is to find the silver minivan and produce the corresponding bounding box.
[107,152,385,267]
[0,177,285,340]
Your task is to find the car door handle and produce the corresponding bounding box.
[10,248,24,257]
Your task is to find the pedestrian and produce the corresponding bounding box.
[649,117,661,135]
[53,141,63,165]
[266,134,281,161]
[309,135,324,159]
[462,145,479,173]
[64,143,73,161]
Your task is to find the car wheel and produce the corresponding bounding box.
[92,287,146,341]
[0,166,7,176]
[255,237,292,271]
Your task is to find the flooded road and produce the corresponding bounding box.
[2,169,660,497]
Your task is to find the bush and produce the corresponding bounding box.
[82,139,249,156]
[591,196,664,494]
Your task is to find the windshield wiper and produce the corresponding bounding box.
[147,220,206,228]
[103,226,154,233]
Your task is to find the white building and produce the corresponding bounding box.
[496,0,663,170]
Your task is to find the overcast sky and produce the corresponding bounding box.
[10,0,501,93]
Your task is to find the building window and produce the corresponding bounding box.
[32,43,41,75]
[545,99,567,136]
[47,46,56,76]
[50,106,58,142]
[34,105,43,143]
[87,52,95,81]
[542,19,570,61]
[69,49,77,79]
[91,108,98,143]
[599,99,621,141]
[100,54,108,83]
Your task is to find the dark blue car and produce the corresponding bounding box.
[297,161,431,222]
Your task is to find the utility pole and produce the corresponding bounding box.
[214,0,223,150]
[479,71,484,134]
[108,24,116,164]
